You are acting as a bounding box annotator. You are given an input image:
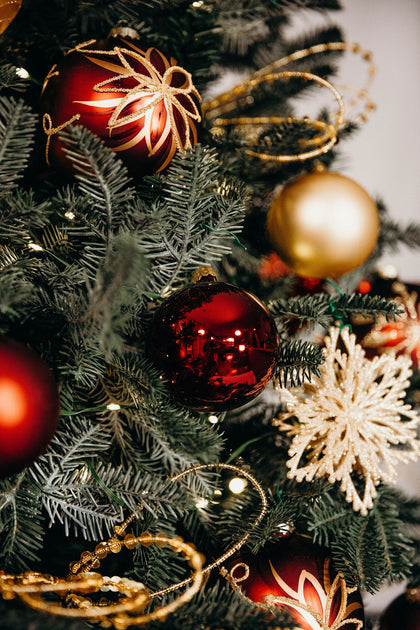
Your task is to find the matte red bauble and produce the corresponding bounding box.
[149,278,278,410]
[0,338,60,478]
[379,590,420,630]
[224,534,364,630]
[40,32,201,177]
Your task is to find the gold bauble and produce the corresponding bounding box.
[266,169,380,278]
[0,0,22,34]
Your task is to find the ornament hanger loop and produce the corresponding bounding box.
[203,41,375,163]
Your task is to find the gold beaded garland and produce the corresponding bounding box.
[0,462,269,628]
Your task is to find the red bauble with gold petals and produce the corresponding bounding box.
[224,534,364,630]
[149,276,279,411]
[0,338,60,478]
[40,31,201,178]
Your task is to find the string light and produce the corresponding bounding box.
[208,415,219,424]
[107,403,121,411]
[229,477,248,494]
[15,67,29,79]
[28,243,43,251]
[64,210,75,220]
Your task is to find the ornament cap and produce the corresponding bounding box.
[192,267,217,284]
[312,161,326,173]
[108,26,140,40]
[406,586,420,604]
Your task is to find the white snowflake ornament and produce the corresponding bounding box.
[274,326,419,515]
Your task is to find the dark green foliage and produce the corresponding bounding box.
[275,338,324,386]
[0,97,37,190]
[307,485,419,592]
[0,476,45,570]
[138,144,247,293]
[269,291,404,329]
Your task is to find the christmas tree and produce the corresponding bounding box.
[0,1,419,629]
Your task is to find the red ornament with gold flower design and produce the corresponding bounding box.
[40,32,201,178]
[362,283,420,369]
[223,534,364,630]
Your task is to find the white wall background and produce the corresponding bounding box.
[287,0,420,282]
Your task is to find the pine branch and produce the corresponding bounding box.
[307,485,417,592]
[0,96,37,191]
[83,232,150,358]
[0,266,35,330]
[126,403,224,490]
[269,292,404,329]
[59,125,137,233]
[0,189,53,243]
[144,583,294,630]
[275,338,324,386]
[139,145,247,294]
[379,217,420,252]
[0,476,44,570]
[0,64,30,93]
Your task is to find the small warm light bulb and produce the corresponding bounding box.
[214,489,222,497]
[208,415,218,424]
[65,211,75,220]
[28,242,43,251]
[238,344,246,352]
[197,328,206,336]
[195,497,209,509]
[234,329,242,336]
[107,403,121,411]
[16,67,30,79]
[79,465,91,484]
[229,477,247,494]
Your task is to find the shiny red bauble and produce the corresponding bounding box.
[379,591,420,630]
[224,534,364,630]
[0,338,60,478]
[149,280,279,410]
[40,32,201,178]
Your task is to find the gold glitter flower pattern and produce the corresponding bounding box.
[73,40,201,171]
[273,326,419,515]
[265,556,363,630]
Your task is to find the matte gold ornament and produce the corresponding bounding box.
[266,169,380,278]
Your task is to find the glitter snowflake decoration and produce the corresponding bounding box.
[273,326,419,515]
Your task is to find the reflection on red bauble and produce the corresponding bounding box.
[149,279,279,410]
[379,590,420,630]
[224,534,364,630]
[40,33,201,177]
[0,338,60,478]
